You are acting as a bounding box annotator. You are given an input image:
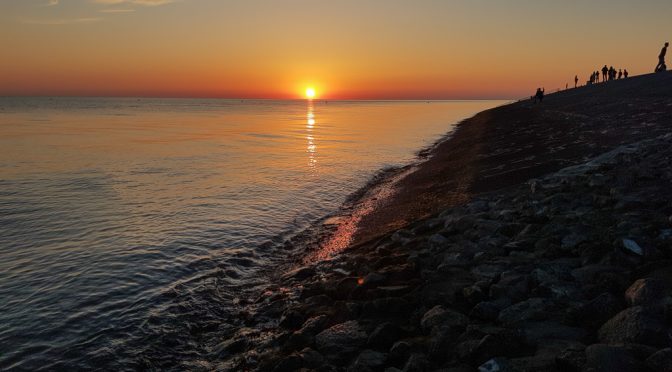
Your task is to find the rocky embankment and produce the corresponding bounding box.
[220,74,672,372]
[223,134,672,371]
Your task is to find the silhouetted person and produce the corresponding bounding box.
[610,66,616,81]
[602,65,608,82]
[534,87,545,103]
[624,69,629,78]
[655,42,669,72]
[618,69,622,79]
[574,75,578,88]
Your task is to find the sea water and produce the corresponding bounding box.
[0,98,504,369]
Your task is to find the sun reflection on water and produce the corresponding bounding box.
[306,102,317,168]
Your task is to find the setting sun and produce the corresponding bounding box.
[305,88,316,99]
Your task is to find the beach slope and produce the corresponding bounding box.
[227,72,672,371]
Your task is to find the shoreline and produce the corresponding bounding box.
[222,72,672,371]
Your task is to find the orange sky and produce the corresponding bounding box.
[1,0,671,99]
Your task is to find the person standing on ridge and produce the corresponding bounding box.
[602,65,609,82]
[575,75,578,88]
[624,69,629,78]
[618,69,623,79]
[655,42,668,72]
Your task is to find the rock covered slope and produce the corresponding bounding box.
[223,74,672,371]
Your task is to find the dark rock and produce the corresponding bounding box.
[283,266,316,281]
[463,285,486,305]
[388,341,412,365]
[333,277,361,300]
[621,238,644,256]
[361,297,413,318]
[279,309,306,329]
[598,306,669,347]
[361,272,387,288]
[520,321,588,345]
[625,278,668,306]
[571,265,627,283]
[315,320,368,357]
[298,315,329,336]
[368,322,403,350]
[489,273,530,302]
[403,353,429,372]
[497,298,557,324]
[470,301,507,321]
[420,305,468,334]
[429,233,451,249]
[298,347,325,369]
[215,337,248,358]
[646,348,672,372]
[556,348,586,371]
[585,344,647,372]
[573,292,623,328]
[349,349,388,372]
[272,354,302,372]
[478,358,512,372]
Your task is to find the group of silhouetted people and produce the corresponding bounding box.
[587,66,628,85]
[532,41,669,104]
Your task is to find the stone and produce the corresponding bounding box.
[282,266,316,281]
[272,354,303,372]
[279,309,305,329]
[497,298,556,324]
[520,321,588,345]
[298,315,329,336]
[349,349,387,371]
[625,278,668,306]
[585,344,646,372]
[646,348,672,372]
[429,233,451,249]
[478,358,512,372]
[368,322,402,350]
[622,238,644,256]
[598,306,669,347]
[574,292,623,328]
[315,320,368,357]
[470,301,506,321]
[420,305,468,334]
[403,353,429,372]
[388,341,412,365]
[556,348,586,371]
[333,277,361,300]
[298,348,325,369]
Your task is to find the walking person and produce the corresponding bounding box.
[655,42,668,72]
[574,75,578,88]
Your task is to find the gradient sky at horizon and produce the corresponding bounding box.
[1,0,671,99]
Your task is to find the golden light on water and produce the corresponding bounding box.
[305,87,316,99]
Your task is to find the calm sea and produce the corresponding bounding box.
[0,98,504,370]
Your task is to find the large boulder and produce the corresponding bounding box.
[625,278,668,306]
[315,320,368,358]
[646,348,672,372]
[420,305,468,334]
[598,306,669,347]
[585,344,647,372]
